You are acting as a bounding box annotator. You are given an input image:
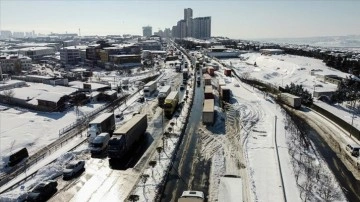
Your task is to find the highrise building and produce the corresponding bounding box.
[172,8,211,39]
[192,17,211,39]
[0,30,12,39]
[184,8,193,21]
[142,26,152,37]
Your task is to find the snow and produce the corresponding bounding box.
[222,53,360,136]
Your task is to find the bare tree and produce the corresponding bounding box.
[128,195,139,202]
[156,146,163,162]
[3,89,14,103]
[149,160,157,178]
[318,175,342,202]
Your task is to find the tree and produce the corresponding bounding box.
[141,174,149,199]
[149,160,157,178]
[128,195,139,202]
[156,146,162,162]
[3,89,14,103]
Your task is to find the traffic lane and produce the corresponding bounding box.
[161,72,205,201]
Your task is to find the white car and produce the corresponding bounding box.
[234,83,240,87]
[63,160,85,179]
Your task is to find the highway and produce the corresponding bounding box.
[160,69,208,201]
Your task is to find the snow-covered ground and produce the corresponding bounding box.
[0,102,106,168]
[221,53,360,131]
[202,58,346,202]
[0,57,185,201]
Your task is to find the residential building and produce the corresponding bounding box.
[143,26,152,37]
[184,8,193,21]
[0,54,32,73]
[171,8,211,39]
[59,45,87,65]
[13,32,25,38]
[0,30,12,39]
[193,17,211,39]
[138,40,161,50]
[18,47,55,60]
[109,55,141,65]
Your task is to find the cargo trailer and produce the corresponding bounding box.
[108,114,148,159]
[88,113,115,142]
[158,85,172,107]
[203,99,214,125]
[279,93,301,109]
[164,91,179,118]
[143,80,157,97]
[204,85,213,99]
[203,74,212,85]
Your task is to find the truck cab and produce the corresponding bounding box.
[90,132,110,154]
[178,191,205,202]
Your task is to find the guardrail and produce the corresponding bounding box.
[0,94,129,190]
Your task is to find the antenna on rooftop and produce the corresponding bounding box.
[79,28,81,37]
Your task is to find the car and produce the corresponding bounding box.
[180,85,185,91]
[346,144,360,157]
[137,97,145,103]
[26,180,58,202]
[63,160,85,179]
[234,83,240,87]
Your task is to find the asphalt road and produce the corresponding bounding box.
[161,70,211,201]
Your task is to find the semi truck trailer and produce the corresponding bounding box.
[143,80,157,97]
[279,93,301,109]
[164,91,179,118]
[107,114,148,159]
[88,113,115,142]
[158,85,171,107]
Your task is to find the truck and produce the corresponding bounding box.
[182,68,189,80]
[164,91,179,118]
[178,191,205,202]
[279,93,301,109]
[158,85,172,107]
[88,113,115,142]
[107,114,148,159]
[220,86,231,102]
[143,80,157,97]
[203,99,214,125]
[89,132,111,155]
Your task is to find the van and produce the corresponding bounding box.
[90,133,110,154]
[346,144,360,157]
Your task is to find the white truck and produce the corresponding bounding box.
[178,191,205,202]
[87,113,115,141]
[279,93,301,109]
[143,80,157,97]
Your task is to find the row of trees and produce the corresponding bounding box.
[283,109,342,202]
[283,83,313,105]
[282,47,360,77]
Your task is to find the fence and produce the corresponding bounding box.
[0,94,129,191]
[311,103,360,140]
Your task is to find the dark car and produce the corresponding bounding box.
[25,180,58,202]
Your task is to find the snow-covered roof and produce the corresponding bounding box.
[36,92,66,103]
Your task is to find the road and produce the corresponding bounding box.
[160,70,208,201]
[290,107,360,202]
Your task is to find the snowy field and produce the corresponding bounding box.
[0,102,105,168]
[221,53,360,131]
[200,59,346,202]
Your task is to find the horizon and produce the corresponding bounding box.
[0,0,359,39]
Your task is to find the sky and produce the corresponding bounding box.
[0,0,359,39]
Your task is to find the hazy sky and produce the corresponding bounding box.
[0,0,359,39]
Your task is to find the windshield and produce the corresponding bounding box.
[91,143,103,148]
